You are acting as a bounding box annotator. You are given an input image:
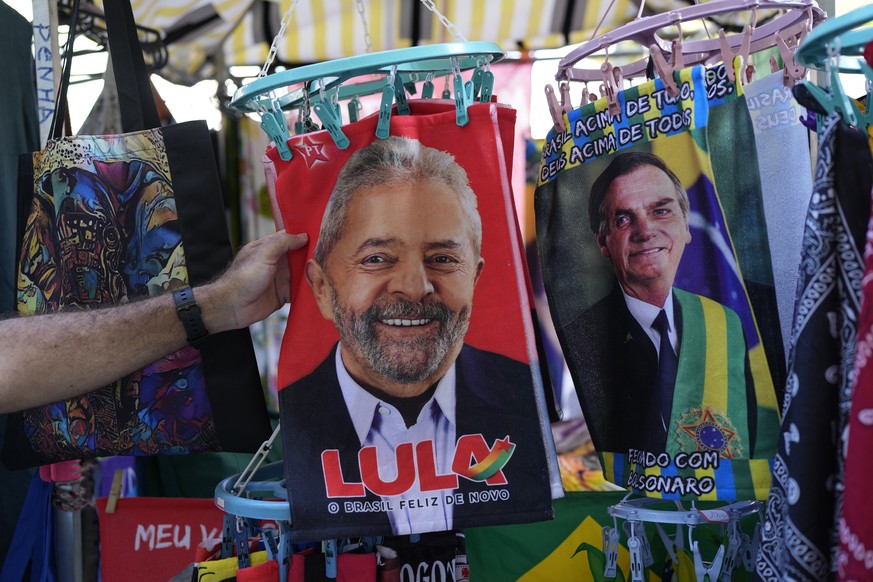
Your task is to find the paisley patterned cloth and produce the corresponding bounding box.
[755,113,873,580]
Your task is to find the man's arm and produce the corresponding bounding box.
[0,231,308,413]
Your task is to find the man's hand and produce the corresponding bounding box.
[200,231,309,333]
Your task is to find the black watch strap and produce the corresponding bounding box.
[173,287,209,348]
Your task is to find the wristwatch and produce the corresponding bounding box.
[173,287,209,348]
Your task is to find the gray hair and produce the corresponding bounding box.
[588,152,689,244]
[313,136,482,266]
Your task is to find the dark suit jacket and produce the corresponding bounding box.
[561,286,756,455]
[279,343,554,540]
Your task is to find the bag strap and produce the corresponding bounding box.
[49,0,81,140]
[103,0,160,132]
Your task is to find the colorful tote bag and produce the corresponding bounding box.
[3,0,271,469]
[267,100,561,541]
[535,64,781,501]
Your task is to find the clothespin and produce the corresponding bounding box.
[602,526,620,577]
[324,539,339,579]
[544,85,566,133]
[559,81,573,113]
[650,44,679,97]
[654,523,684,563]
[260,100,293,161]
[376,68,397,139]
[312,96,350,149]
[393,73,411,115]
[717,24,754,86]
[627,522,645,582]
[855,59,873,133]
[740,26,756,85]
[277,521,294,582]
[742,523,761,571]
[775,32,807,87]
[601,61,624,117]
[235,516,252,569]
[262,530,279,561]
[348,96,362,123]
[580,85,592,107]
[472,67,485,100]
[692,540,725,582]
[719,519,742,582]
[442,73,452,99]
[221,514,235,559]
[104,469,124,514]
[671,36,685,72]
[623,520,654,567]
[452,57,474,127]
[480,64,495,103]
[718,29,737,84]
[422,73,435,99]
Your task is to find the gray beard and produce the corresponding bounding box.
[331,291,470,384]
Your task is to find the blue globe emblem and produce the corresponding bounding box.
[697,423,726,451]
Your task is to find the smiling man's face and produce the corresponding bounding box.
[597,164,691,307]
[306,178,484,397]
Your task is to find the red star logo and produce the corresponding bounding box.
[493,437,515,454]
[293,136,329,168]
[679,409,737,459]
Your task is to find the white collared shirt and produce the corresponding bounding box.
[621,287,679,356]
[335,346,457,534]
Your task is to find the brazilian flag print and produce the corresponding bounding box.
[535,64,780,501]
[465,491,760,580]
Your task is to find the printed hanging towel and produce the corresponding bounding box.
[756,113,872,580]
[535,64,780,501]
[267,101,560,541]
[743,70,814,364]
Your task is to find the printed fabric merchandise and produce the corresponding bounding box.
[757,114,873,581]
[535,62,782,501]
[266,100,561,541]
[2,0,271,469]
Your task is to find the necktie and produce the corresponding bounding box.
[652,310,678,436]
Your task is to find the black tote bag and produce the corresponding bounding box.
[4,0,271,469]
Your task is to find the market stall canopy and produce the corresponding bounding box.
[126,0,714,85]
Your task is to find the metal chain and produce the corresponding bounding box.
[355,0,374,53]
[418,0,468,42]
[259,0,304,78]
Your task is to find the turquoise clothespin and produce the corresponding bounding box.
[422,73,435,99]
[442,73,452,99]
[324,539,338,579]
[480,68,495,103]
[348,95,362,123]
[857,59,873,132]
[376,75,396,139]
[394,73,411,115]
[471,67,485,100]
[260,107,293,161]
[452,58,474,127]
[312,98,350,149]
